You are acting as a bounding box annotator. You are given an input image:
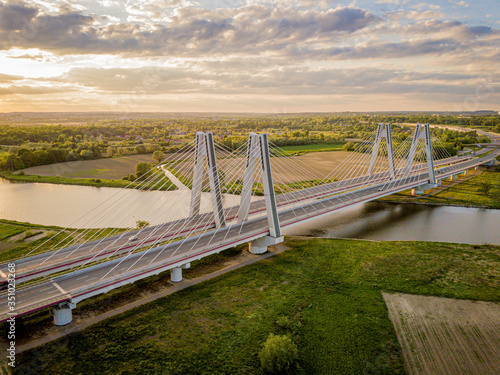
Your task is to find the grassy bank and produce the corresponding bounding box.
[15,238,500,374]
[0,219,125,262]
[379,168,500,209]
[0,170,176,191]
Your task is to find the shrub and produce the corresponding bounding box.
[477,181,493,195]
[259,334,298,374]
[343,141,356,151]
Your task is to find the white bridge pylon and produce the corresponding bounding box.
[189,131,226,228]
[189,132,283,253]
[238,133,282,237]
[368,123,396,179]
[403,123,436,185]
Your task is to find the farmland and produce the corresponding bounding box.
[21,154,157,180]
[277,142,345,154]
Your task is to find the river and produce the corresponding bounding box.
[283,202,500,245]
[1,178,499,245]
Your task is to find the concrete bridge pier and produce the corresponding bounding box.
[411,183,437,196]
[481,159,498,167]
[53,301,76,326]
[171,263,191,283]
[450,175,457,181]
[463,169,469,176]
[436,179,442,187]
[249,236,284,254]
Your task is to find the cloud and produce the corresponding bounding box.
[0,73,24,83]
[0,2,38,31]
[0,2,380,56]
[42,63,498,99]
[450,0,469,7]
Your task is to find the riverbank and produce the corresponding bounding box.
[0,170,176,191]
[12,237,500,374]
[0,219,125,261]
[378,166,500,209]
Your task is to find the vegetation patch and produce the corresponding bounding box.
[379,169,500,209]
[13,238,500,374]
[0,171,175,191]
[278,142,346,155]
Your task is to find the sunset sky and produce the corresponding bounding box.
[0,0,498,113]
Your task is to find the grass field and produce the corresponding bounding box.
[22,154,157,180]
[379,168,500,209]
[0,170,176,191]
[14,237,500,374]
[279,142,345,155]
[0,219,125,261]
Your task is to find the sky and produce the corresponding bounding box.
[0,0,498,113]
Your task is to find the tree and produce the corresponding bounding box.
[80,150,94,159]
[135,144,147,154]
[17,148,35,168]
[152,150,165,164]
[66,150,80,161]
[136,220,149,229]
[135,162,152,180]
[343,141,356,151]
[4,154,24,171]
[259,334,298,374]
[477,181,493,196]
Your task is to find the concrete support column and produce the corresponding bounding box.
[463,169,469,176]
[437,179,442,187]
[249,235,284,254]
[171,263,191,283]
[450,175,457,181]
[411,187,424,196]
[411,183,437,196]
[475,166,479,171]
[53,301,76,326]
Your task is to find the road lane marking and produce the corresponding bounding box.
[52,282,69,296]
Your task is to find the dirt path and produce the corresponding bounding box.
[383,292,500,375]
[159,165,189,190]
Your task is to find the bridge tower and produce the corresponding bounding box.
[238,133,283,254]
[404,123,437,195]
[368,123,396,179]
[189,131,226,228]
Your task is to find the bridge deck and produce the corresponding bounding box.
[1,148,498,322]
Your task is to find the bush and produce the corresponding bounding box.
[477,181,493,195]
[259,334,298,374]
[343,141,356,151]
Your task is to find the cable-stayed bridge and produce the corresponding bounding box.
[1,124,499,326]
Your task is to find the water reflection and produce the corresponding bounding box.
[1,178,499,244]
[0,178,246,228]
[283,202,500,245]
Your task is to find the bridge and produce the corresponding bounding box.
[1,124,499,326]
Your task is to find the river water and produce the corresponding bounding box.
[0,178,244,229]
[1,178,499,244]
[283,202,500,245]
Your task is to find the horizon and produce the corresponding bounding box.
[0,0,499,113]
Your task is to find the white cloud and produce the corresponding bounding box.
[449,0,469,7]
